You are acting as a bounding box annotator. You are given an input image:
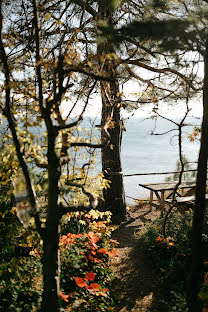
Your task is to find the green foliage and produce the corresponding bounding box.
[138,212,194,311]
[0,149,42,311]
[0,259,41,312]
[59,210,118,311]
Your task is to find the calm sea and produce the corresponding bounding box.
[3,115,199,204]
[120,116,201,203]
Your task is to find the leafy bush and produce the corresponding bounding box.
[138,211,194,312]
[0,248,42,312]
[59,210,118,311]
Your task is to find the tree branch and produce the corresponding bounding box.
[0,4,43,237]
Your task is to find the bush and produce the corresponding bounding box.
[138,211,194,312]
[59,209,119,311]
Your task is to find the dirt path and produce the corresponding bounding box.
[111,205,161,312]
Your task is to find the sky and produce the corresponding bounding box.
[61,87,203,121]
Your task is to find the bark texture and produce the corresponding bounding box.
[187,38,208,312]
[98,1,126,224]
[41,131,61,312]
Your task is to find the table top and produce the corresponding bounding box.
[139,181,196,192]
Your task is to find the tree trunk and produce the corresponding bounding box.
[98,1,126,224]
[187,38,208,312]
[41,132,60,312]
[101,83,126,224]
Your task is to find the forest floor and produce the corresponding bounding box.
[111,203,162,312]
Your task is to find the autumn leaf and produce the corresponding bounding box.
[74,277,87,288]
[59,291,69,302]
[85,272,95,281]
[97,248,108,254]
[108,251,116,258]
[168,242,174,247]
[34,248,40,258]
[156,235,163,242]
[107,248,120,257]
[91,235,99,243]
[100,292,108,297]
[88,231,99,243]
[86,283,101,291]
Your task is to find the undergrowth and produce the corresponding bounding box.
[138,211,194,312]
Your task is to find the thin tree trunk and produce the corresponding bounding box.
[41,132,60,312]
[187,37,208,312]
[98,1,126,224]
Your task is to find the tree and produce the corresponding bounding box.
[113,1,208,310]
[0,1,116,310]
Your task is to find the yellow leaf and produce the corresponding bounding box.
[45,13,51,22]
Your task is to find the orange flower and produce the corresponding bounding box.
[59,291,69,302]
[168,242,174,247]
[156,235,163,242]
[85,272,95,281]
[74,277,87,288]
[34,248,40,258]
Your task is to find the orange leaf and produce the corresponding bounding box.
[108,251,116,258]
[74,277,87,288]
[85,272,95,281]
[34,248,40,258]
[156,235,163,242]
[97,248,108,254]
[87,283,101,291]
[84,255,88,263]
[168,242,174,247]
[112,248,120,254]
[59,291,69,302]
[88,231,99,243]
[88,231,95,238]
[76,233,82,238]
[91,235,99,244]
[100,292,108,297]
[101,288,109,292]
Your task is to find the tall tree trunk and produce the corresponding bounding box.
[98,1,126,224]
[41,132,60,312]
[187,37,208,312]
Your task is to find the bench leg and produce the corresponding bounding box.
[149,190,153,210]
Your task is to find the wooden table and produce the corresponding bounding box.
[139,181,196,210]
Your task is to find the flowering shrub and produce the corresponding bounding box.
[59,211,119,311]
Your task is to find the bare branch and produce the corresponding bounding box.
[66,180,98,208]
[126,60,201,91]
[64,66,114,82]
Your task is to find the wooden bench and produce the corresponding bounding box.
[166,194,208,212]
[139,181,196,210]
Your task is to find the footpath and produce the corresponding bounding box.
[111,205,161,312]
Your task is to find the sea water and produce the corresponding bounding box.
[120,116,201,203]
